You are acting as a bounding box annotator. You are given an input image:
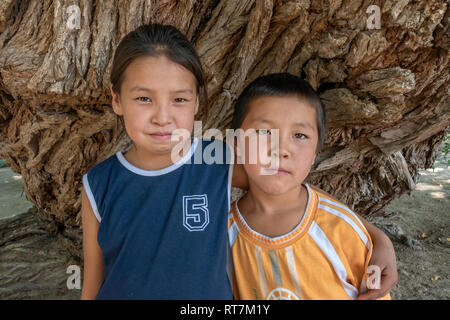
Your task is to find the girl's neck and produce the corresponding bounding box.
[123,139,192,171]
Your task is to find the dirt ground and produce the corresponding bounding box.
[0,168,33,220]
[369,158,449,300]
[0,160,448,299]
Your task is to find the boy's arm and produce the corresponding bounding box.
[81,188,104,300]
[356,214,397,300]
[309,184,398,300]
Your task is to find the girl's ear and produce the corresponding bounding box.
[194,95,199,115]
[110,84,123,116]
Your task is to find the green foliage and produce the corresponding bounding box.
[0,159,6,168]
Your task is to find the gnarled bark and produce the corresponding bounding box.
[0,0,448,262]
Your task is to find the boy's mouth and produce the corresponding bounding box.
[261,167,290,176]
[274,169,290,176]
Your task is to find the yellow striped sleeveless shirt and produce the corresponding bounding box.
[228,183,391,300]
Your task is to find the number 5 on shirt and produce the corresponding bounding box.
[183,194,209,232]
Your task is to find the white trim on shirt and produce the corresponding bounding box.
[82,174,102,223]
[115,138,199,176]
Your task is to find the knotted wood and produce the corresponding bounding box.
[0,0,448,254]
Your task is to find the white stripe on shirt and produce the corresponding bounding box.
[308,221,359,299]
[318,203,370,249]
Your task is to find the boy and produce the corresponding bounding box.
[228,73,391,300]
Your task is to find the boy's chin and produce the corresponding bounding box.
[256,181,303,196]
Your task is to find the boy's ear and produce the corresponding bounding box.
[110,84,123,116]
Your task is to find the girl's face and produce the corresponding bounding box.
[111,55,199,156]
[238,95,318,196]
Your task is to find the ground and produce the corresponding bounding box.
[369,158,449,300]
[0,159,448,299]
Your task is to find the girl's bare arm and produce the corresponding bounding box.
[80,188,104,300]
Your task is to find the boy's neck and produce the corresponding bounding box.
[237,182,309,238]
[242,182,308,216]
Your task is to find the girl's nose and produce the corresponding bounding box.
[152,103,171,126]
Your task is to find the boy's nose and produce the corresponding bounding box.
[271,137,290,159]
[272,148,290,158]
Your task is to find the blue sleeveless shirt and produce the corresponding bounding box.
[82,138,233,299]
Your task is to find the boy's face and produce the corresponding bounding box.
[238,95,318,196]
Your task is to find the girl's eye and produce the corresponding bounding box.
[136,97,151,103]
[256,129,271,135]
[174,98,188,103]
[294,133,307,140]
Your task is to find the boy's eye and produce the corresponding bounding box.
[256,129,271,135]
[174,98,188,103]
[294,133,307,140]
[136,97,151,103]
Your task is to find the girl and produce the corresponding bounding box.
[81,24,396,299]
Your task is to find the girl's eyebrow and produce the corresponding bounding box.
[129,86,194,94]
[172,89,194,94]
[252,118,272,124]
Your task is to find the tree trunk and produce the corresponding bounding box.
[0,0,448,261]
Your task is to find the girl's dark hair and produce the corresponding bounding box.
[110,23,207,115]
[231,73,327,153]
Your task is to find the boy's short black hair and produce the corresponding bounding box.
[231,72,327,153]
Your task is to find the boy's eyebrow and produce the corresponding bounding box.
[293,121,316,130]
[129,86,194,94]
[252,118,316,130]
[251,118,273,125]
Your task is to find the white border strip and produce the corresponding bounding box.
[308,221,359,299]
[235,183,312,243]
[227,162,234,213]
[82,174,102,223]
[228,221,239,248]
[116,138,199,176]
[285,246,304,299]
[318,203,370,249]
[318,197,366,231]
[255,245,268,299]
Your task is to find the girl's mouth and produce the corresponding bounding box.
[149,133,172,141]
